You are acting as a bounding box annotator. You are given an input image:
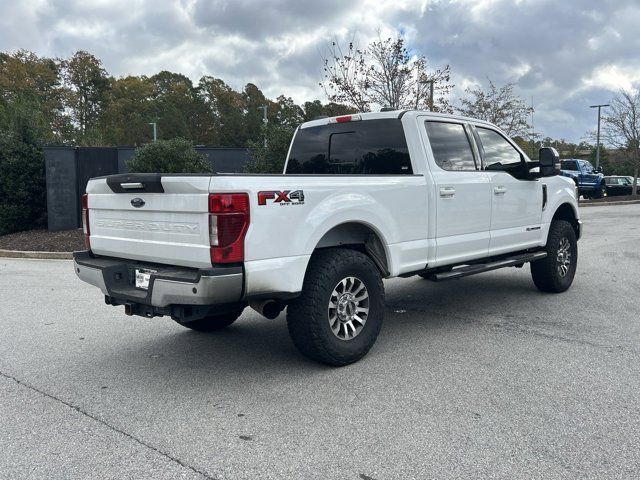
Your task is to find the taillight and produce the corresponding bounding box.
[208,193,249,264]
[82,193,91,250]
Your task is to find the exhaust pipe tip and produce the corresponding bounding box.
[249,300,284,320]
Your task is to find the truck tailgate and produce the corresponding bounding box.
[86,175,213,269]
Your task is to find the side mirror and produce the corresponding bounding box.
[538,147,560,177]
[595,166,603,174]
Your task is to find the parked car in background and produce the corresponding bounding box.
[560,159,606,199]
[624,176,640,189]
[604,176,635,196]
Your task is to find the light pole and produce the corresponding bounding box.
[258,105,268,148]
[149,122,157,142]
[424,80,435,112]
[590,104,609,170]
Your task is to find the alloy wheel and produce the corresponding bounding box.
[328,276,369,340]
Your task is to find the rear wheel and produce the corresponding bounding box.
[287,248,384,366]
[530,220,577,293]
[175,308,244,332]
[593,182,607,199]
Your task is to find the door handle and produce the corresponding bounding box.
[493,186,507,195]
[439,187,455,198]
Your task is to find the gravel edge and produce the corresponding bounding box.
[0,249,73,260]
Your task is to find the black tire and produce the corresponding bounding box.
[593,182,607,199]
[530,220,577,293]
[175,308,244,332]
[287,248,384,366]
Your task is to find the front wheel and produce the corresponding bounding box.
[287,248,384,366]
[530,220,577,293]
[174,308,244,332]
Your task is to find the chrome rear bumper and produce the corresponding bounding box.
[73,251,243,308]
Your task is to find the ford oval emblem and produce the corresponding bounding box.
[131,197,145,208]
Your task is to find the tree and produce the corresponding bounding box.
[589,146,611,173]
[196,76,245,146]
[321,35,453,112]
[62,50,109,143]
[242,83,277,146]
[602,89,640,195]
[274,95,304,127]
[302,100,357,121]
[149,71,200,141]
[458,79,533,137]
[127,138,213,173]
[0,50,68,143]
[246,123,295,173]
[100,75,155,146]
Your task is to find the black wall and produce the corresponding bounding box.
[45,148,79,232]
[45,146,249,231]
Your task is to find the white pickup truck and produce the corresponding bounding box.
[74,110,581,365]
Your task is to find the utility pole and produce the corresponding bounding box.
[530,96,535,158]
[149,122,157,142]
[258,105,268,148]
[425,80,435,112]
[590,104,609,170]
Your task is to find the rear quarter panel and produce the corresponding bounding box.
[208,174,430,295]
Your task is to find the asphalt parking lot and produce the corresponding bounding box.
[1,204,639,480]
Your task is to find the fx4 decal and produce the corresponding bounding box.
[258,190,305,206]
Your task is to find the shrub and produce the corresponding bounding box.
[127,138,213,173]
[0,137,47,235]
[0,96,48,236]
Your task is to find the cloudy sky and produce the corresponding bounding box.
[2,0,639,142]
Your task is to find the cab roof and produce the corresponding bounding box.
[299,109,496,130]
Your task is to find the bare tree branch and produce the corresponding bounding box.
[602,89,640,194]
[457,79,533,137]
[321,34,453,113]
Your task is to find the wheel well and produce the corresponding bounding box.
[314,222,390,276]
[552,203,579,237]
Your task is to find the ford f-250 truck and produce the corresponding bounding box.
[74,110,581,366]
[560,158,606,199]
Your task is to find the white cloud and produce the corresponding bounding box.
[1,0,639,141]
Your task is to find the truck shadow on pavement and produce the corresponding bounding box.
[94,271,553,381]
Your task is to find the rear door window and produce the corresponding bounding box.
[424,121,477,171]
[286,119,412,174]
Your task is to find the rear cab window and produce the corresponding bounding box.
[561,160,579,171]
[286,119,412,174]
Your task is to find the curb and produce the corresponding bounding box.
[580,199,640,207]
[0,249,73,260]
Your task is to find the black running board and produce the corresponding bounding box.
[431,251,547,281]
